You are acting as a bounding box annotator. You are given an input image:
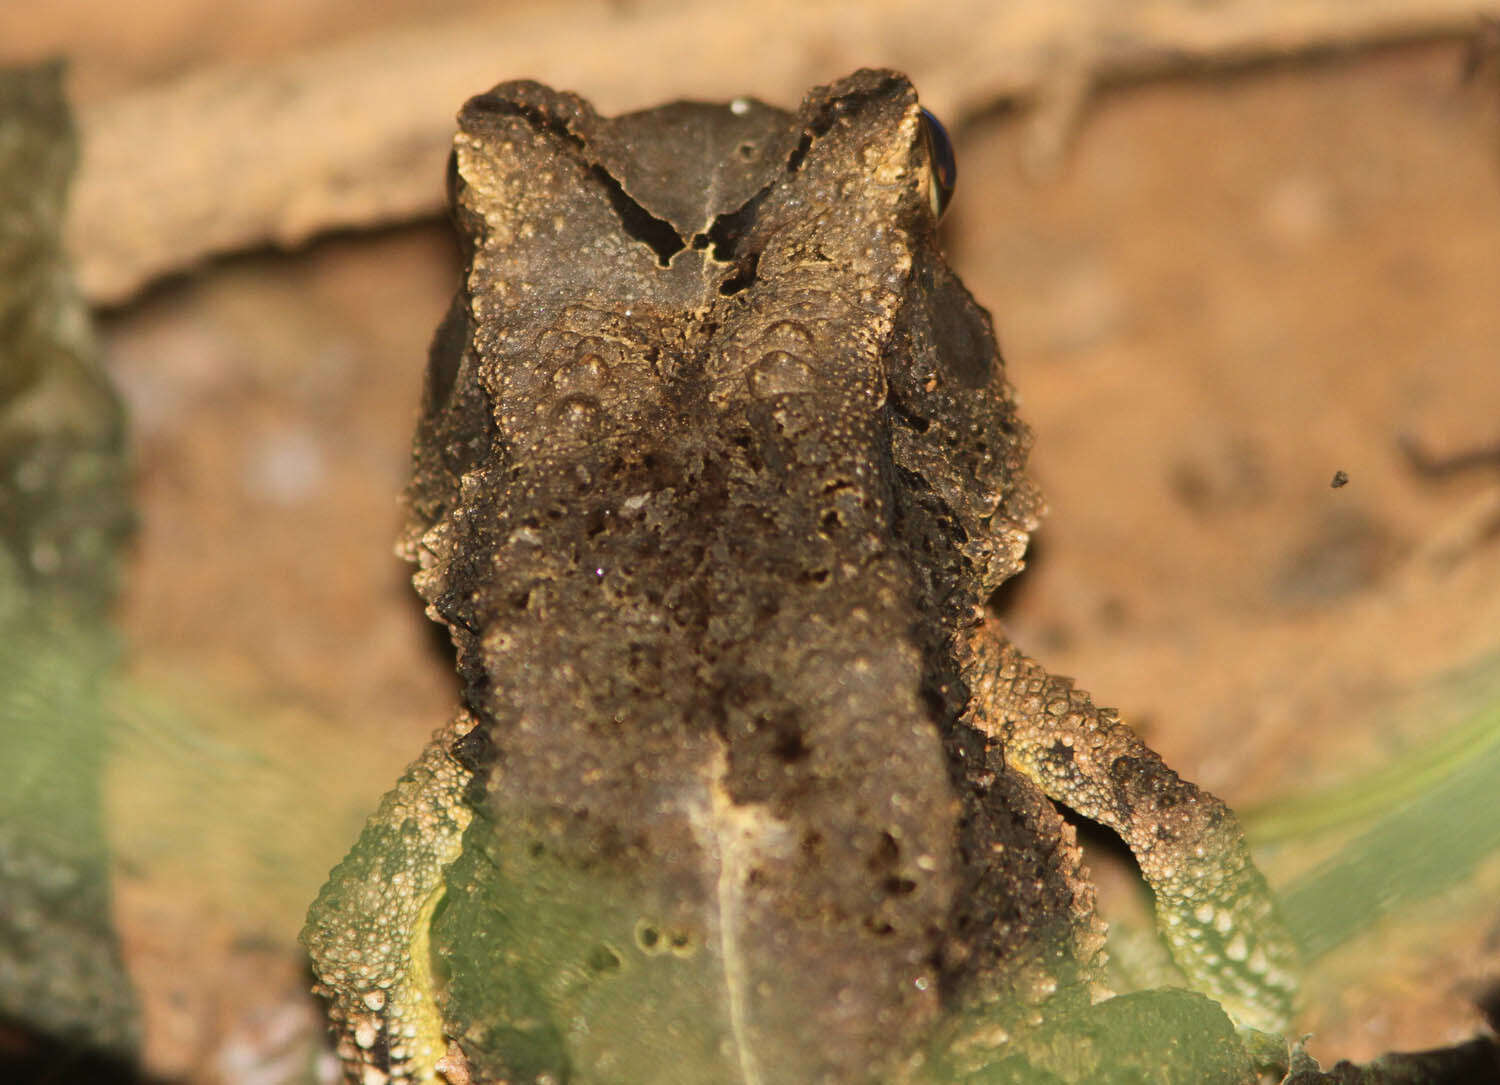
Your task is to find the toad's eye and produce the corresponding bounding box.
[445,149,462,210]
[919,107,957,218]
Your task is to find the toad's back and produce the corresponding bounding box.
[401,72,1042,1080]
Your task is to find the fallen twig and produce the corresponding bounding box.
[68,0,1500,305]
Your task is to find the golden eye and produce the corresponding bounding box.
[919,107,957,218]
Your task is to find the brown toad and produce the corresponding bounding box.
[304,69,1298,1084]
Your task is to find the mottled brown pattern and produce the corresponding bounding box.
[306,71,1297,1083]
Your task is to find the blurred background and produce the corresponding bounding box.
[3,1,1500,1080]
